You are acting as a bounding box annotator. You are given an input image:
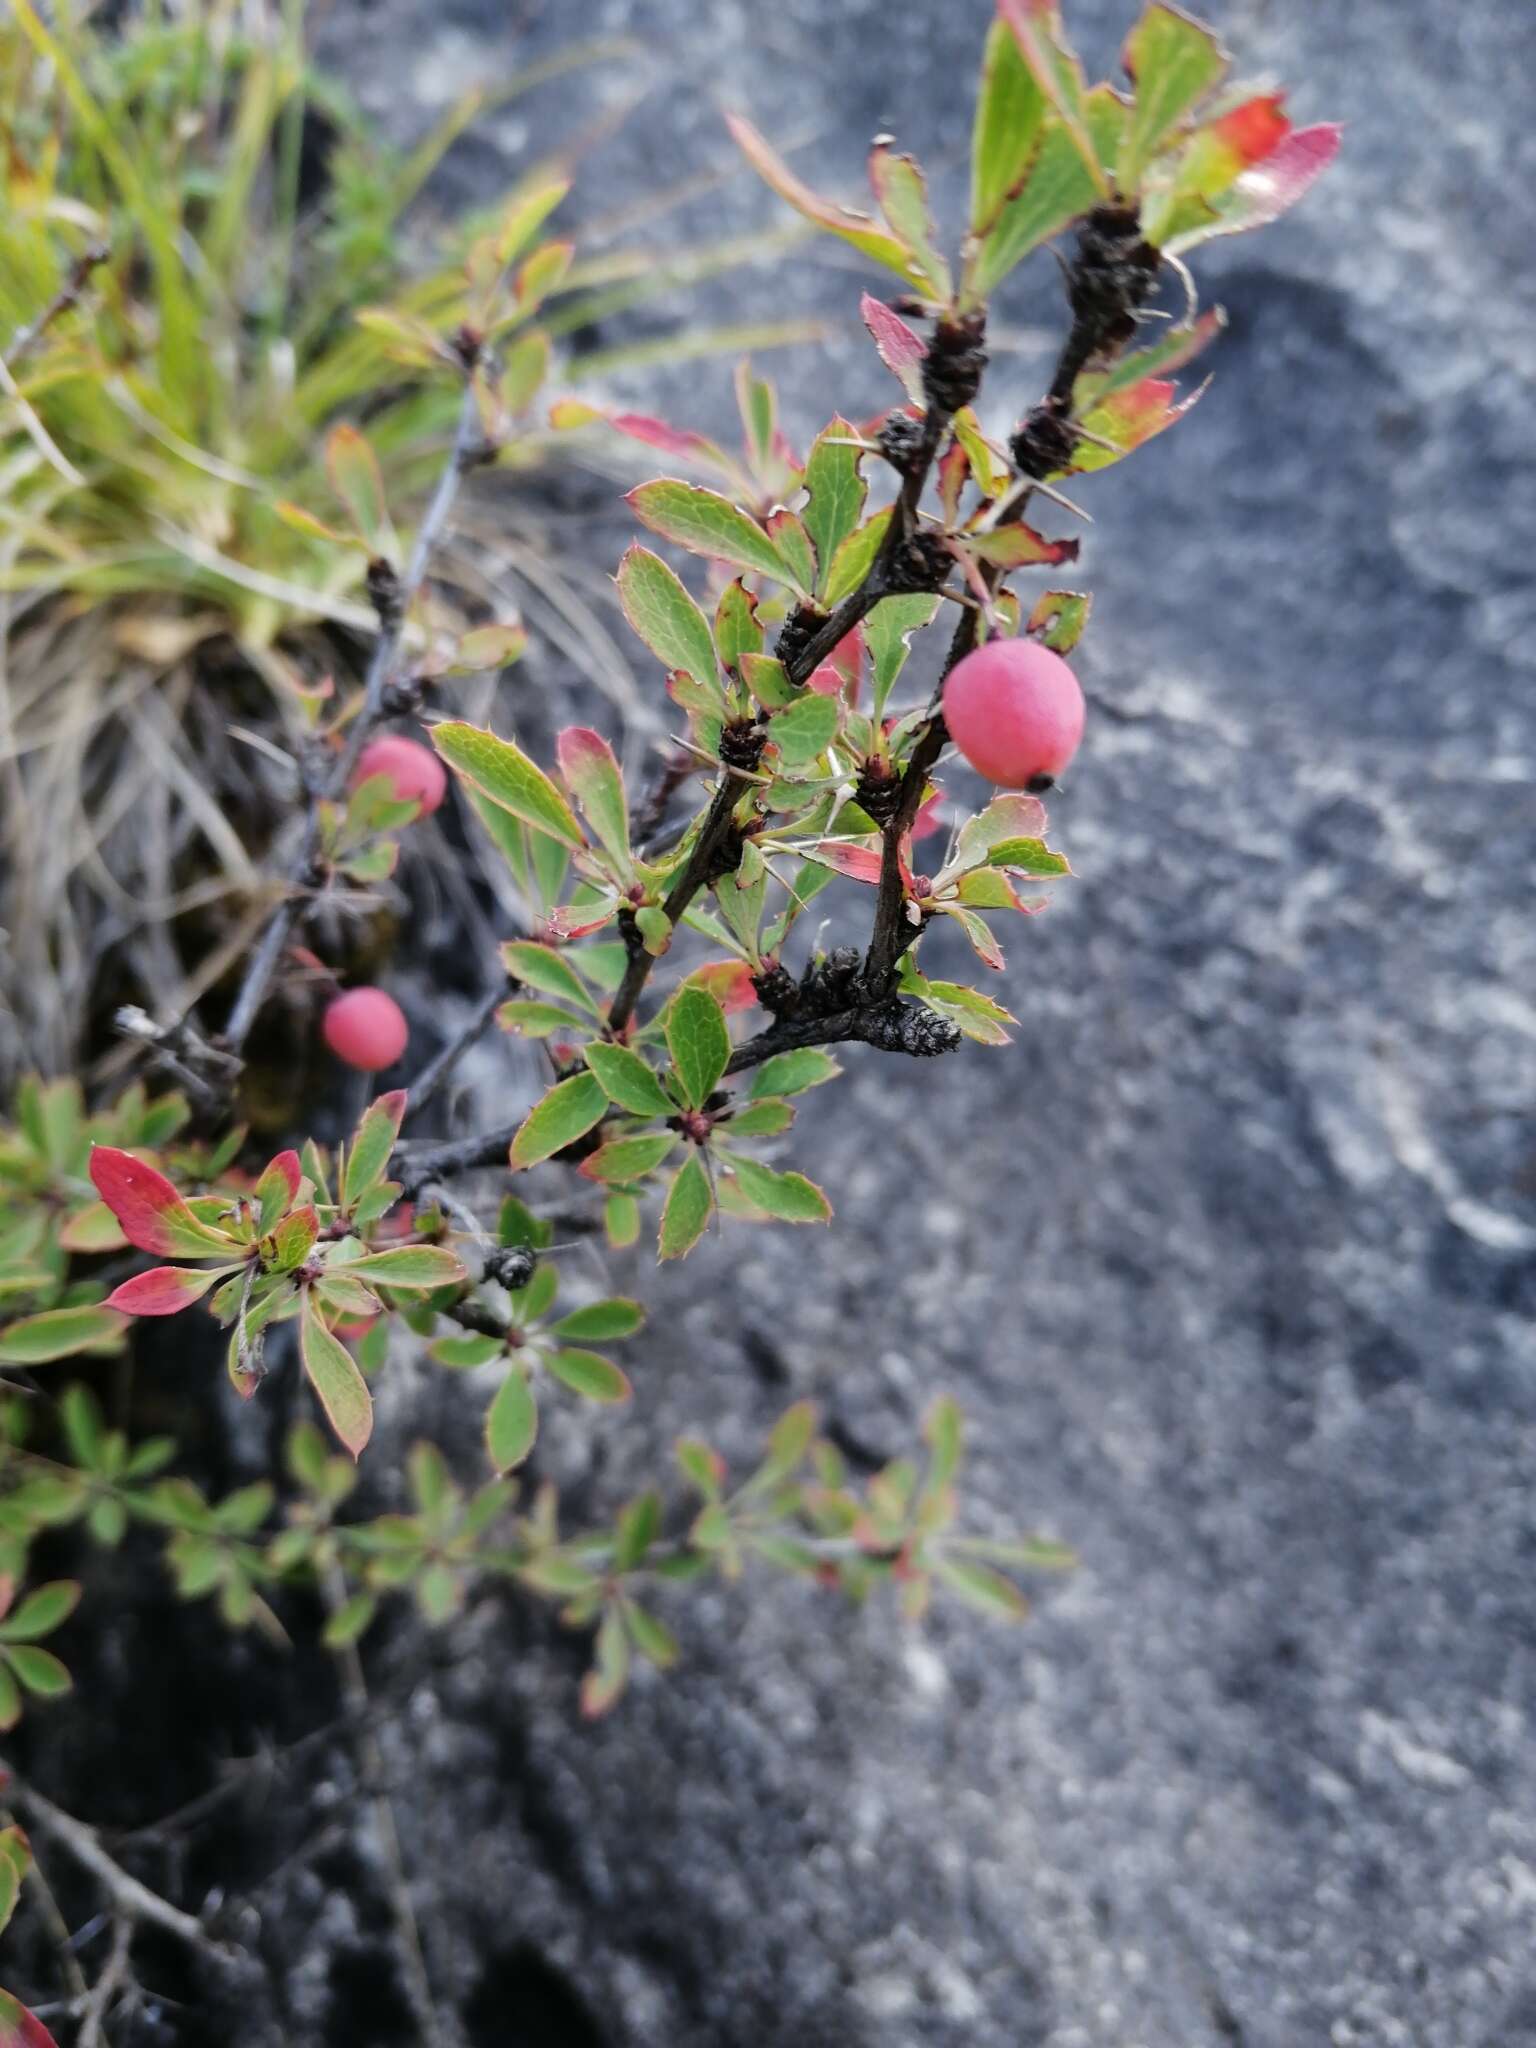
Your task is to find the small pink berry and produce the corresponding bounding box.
[942,639,1085,790]
[351,734,447,815]
[322,988,409,1072]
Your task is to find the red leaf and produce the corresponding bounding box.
[88,1147,234,1259]
[814,841,885,885]
[808,623,864,703]
[105,1264,235,1317]
[682,960,758,1014]
[860,292,927,405]
[259,1150,301,1205]
[1211,93,1291,171]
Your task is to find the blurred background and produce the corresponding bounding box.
[294,2,1536,2043]
[9,0,1536,2042]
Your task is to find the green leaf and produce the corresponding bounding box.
[509,1072,608,1169]
[727,1155,832,1225]
[714,580,763,675]
[821,506,893,608]
[322,1592,378,1649]
[346,1246,467,1291]
[325,424,392,554]
[725,1100,794,1137]
[766,509,816,598]
[866,594,940,717]
[868,145,951,300]
[665,986,731,1109]
[582,1133,677,1185]
[996,0,1108,194]
[502,942,601,1013]
[429,1333,505,1368]
[432,723,584,848]
[486,1368,539,1472]
[499,1000,590,1039]
[0,1305,124,1365]
[965,121,1103,300]
[925,1395,964,1489]
[616,544,720,690]
[549,1349,632,1403]
[605,1193,641,1247]
[613,1491,661,1571]
[551,1300,645,1343]
[659,1153,713,1261]
[746,1048,841,1099]
[726,113,920,278]
[934,1556,1029,1620]
[628,480,792,583]
[0,1825,29,1935]
[0,1581,79,1642]
[557,728,630,868]
[0,1664,19,1732]
[6,1646,70,1696]
[768,692,840,768]
[1119,2,1228,190]
[1026,589,1092,653]
[344,1090,408,1210]
[985,837,1071,876]
[300,1296,373,1458]
[584,1042,676,1117]
[625,1602,678,1669]
[580,1606,631,1717]
[971,16,1048,234]
[800,421,867,593]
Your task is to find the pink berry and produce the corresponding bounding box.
[351,734,447,816]
[322,988,409,1072]
[942,639,1085,790]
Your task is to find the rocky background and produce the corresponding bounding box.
[320,2,1536,2044]
[24,3,1536,2045]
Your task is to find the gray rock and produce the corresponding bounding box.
[253,2,1536,2042]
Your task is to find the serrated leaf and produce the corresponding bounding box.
[105,1265,234,1317]
[965,119,1103,300]
[659,1153,713,1260]
[1161,122,1341,255]
[996,0,1108,194]
[725,1100,794,1137]
[726,112,919,279]
[866,593,940,716]
[822,506,893,609]
[714,580,763,675]
[0,1303,128,1360]
[502,941,601,1013]
[451,623,529,674]
[964,522,1079,568]
[583,1043,675,1117]
[549,1349,632,1403]
[616,545,720,691]
[344,1091,408,1209]
[509,1072,609,1169]
[801,420,867,593]
[432,723,584,848]
[768,691,840,768]
[986,837,1071,876]
[1026,589,1092,652]
[301,1296,373,1458]
[88,1147,238,1259]
[486,1368,539,1472]
[971,15,1048,234]
[868,144,951,300]
[665,986,731,1109]
[557,728,630,867]
[345,1246,467,1290]
[860,293,927,406]
[1119,2,1228,191]
[605,1192,641,1248]
[746,1048,841,1099]
[499,1000,589,1039]
[580,1133,678,1185]
[551,1299,645,1343]
[727,1155,831,1225]
[628,479,794,582]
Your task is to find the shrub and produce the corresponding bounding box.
[0,2,1335,2035]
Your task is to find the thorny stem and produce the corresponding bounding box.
[221,374,487,1057]
[10,1780,234,1961]
[401,982,510,1124]
[605,399,955,1039]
